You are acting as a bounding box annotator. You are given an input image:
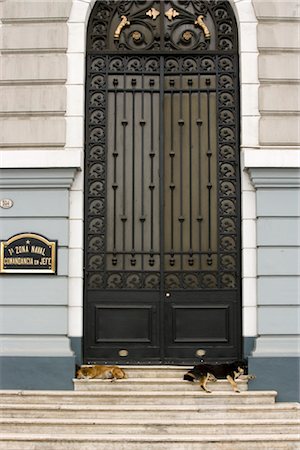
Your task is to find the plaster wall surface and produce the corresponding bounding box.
[0,0,71,150]
[253,0,300,146]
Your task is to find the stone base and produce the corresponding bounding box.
[248,356,300,402]
[0,356,75,390]
[70,337,83,367]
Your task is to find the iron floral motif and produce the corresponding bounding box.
[165,7,180,21]
[146,7,160,20]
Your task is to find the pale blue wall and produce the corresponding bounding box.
[248,168,300,402]
[0,168,76,389]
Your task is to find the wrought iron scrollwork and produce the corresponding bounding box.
[87,1,237,53]
[217,52,239,289]
[86,1,239,291]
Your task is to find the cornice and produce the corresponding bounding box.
[0,167,78,189]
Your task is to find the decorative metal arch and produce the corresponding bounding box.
[87,1,238,53]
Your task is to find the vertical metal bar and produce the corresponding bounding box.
[179,73,184,271]
[140,73,145,271]
[131,78,136,265]
[122,73,127,270]
[149,78,155,263]
[188,78,193,265]
[103,55,109,286]
[169,79,175,266]
[197,73,202,269]
[112,78,118,266]
[216,58,220,289]
[206,78,212,266]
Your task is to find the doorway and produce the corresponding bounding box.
[84,0,241,364]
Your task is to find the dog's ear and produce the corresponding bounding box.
[237,359,248,373]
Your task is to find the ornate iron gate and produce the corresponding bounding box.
[84,0,241,363]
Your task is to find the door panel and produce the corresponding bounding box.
[84,0,241,364]
[85,291,161,361]
[164,291,239,361]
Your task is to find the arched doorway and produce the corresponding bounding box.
[84,0,241,364]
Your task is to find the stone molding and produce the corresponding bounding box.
[252,337,300,358]
[243,149,300,187]
[0,336,74,357]
[0,167,78,189]
[249,168,300,188]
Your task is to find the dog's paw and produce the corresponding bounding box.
[238,374,256,381]
[200,387,212,393]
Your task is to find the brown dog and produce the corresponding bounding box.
[76,365,127,381]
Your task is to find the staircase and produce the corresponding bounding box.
[0,366,299,449]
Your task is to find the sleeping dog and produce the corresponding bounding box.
[76,364,127,381]
[184,360,255,393]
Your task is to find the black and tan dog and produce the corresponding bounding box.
[184,360,255,393]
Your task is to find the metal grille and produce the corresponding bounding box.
[106,67,160,288]
[85,1,240,292]
[163,61,218,290]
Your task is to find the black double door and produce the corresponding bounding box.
[84,0,241,364]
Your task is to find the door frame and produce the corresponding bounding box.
[82,0,241,364]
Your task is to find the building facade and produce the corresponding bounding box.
[0,0,299,402]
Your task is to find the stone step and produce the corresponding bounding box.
[73,378,249,392]
[1,403,299,420]
[83,365,256,379]
[1,417,299,435]
[0,433,299,450]
[0,390,277,405]
[106,365,192,378]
